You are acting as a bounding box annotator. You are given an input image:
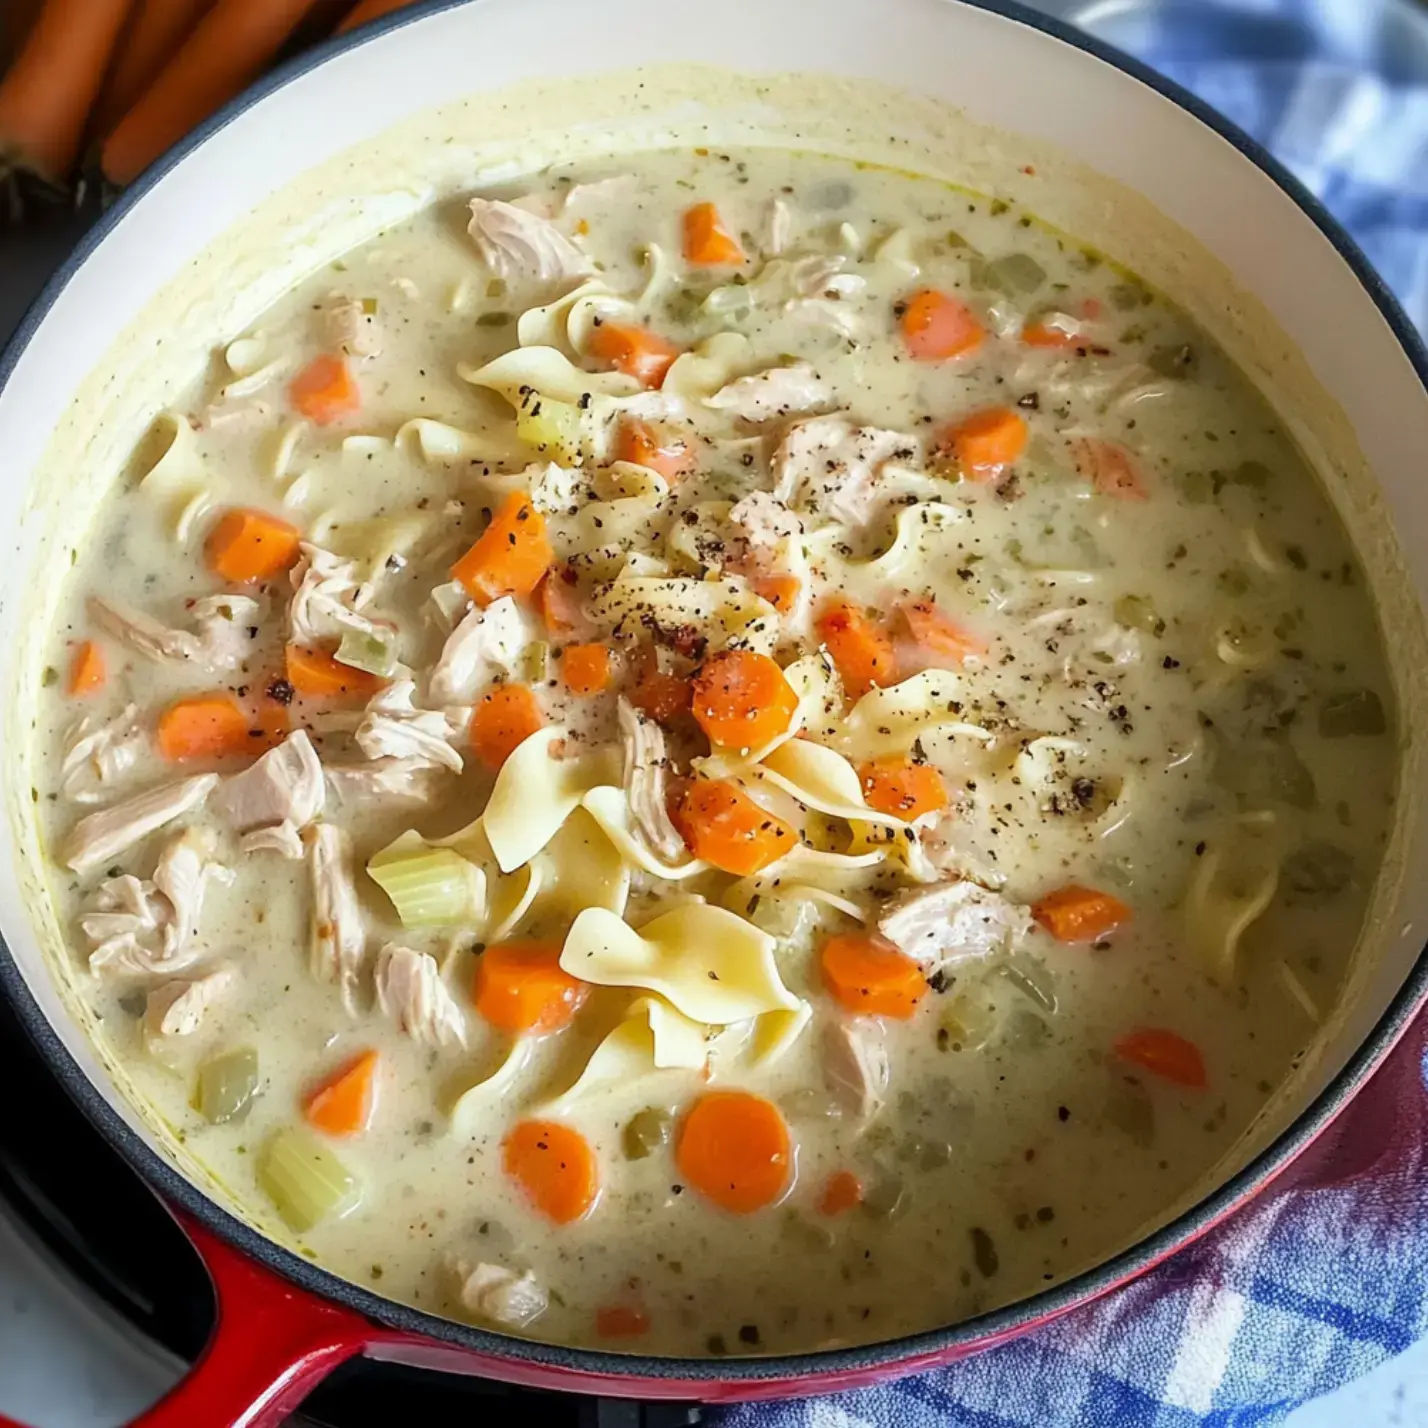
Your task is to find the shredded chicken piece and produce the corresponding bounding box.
[561,175,638,213]
[375,944,468,1050]
[466,197,590,286]
[771,415,921,525]
[878,879,1032,972]
[325,757,445,806]
[81,827,232,976]
[144,963,236,1040]
[356,681,464,773]
[729,491,803,552]
[428,597,530,707]
[61,704,146,804]
[764,197,792,256]
[307,823,366,1014]
[706,362,833,423]
[451,1258,548,1329]
[64,775,220,876]
[288,543,384,647]
[88,594,260,672]
[526,461,588,516]
[215,731,325,845]
[318,296,382,359]
[240,823,306,860]
[822,1020,889,1124]
[617,697,686,863]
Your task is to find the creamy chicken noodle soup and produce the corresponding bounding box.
[34,148,1395,1356]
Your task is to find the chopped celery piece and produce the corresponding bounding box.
[1146,343,1198,380]
[336,627,397,678]
[1282,841,1354,904]
[360,297,379,316]
[523,641,551,683]
[987,253,1047,294]
[259,1128,360,1232]
[516,392,581,463]
[622,1107,672,1160]
[193,1046,259,1125]
[1113,594,1164,637]
[1319,689,1387,739]
[368,831,483,927]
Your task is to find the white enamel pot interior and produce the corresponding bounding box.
[1,0,1427,1418]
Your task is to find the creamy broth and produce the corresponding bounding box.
[33,147,1395,1356]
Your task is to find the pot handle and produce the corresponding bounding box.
[128,1213,384,1428]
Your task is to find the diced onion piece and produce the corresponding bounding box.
[516,394,582,464]
[368,832,484,928]
[336,627,398,678]
[258,1127,361,1232]
[192,1046,260,1125]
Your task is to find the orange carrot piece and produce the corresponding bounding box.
[899,289,985,362]
[595,1304,650,1339]
[1021,317,1084,349]
[627,649,692,726]
[536,571,582,635]
[288,353,360,426]
[673,778,796,876]
[304,1049,379,1137]
[470,683,544,769]
[1068,437,1146,499]
[0,0,134,184]
[67,640,106,696]
[816,599,896,697]
[561,642,612,697]
[818,1169,863,1217]
[1114,1028,1207,1089]
[752,573,801,615]
[940,406,1028,481]
[92,0,213,139]
[858,757,948,821]
[820,932,928,1020]
[205,506,302,584]
[155,693,252,761]
[337,0,412,31]
[614,416,695,481]
[899,599,989,669]
[100,0,325,187]
[504,1119,599,1224]
[451,492,553,606]
[682,201,745,266]
[284,644,383,700]
[677,1090,791,1214]
[250,700,290,753]
[587,321,680,389]
[474,942,587,1035]
[690,649,797,751]
[1031,884,1131,943]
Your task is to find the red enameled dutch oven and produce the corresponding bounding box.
[2,1,1428,1423]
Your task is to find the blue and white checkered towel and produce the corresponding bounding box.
[714,4,1428,1423]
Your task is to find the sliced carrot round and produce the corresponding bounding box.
[304,1049,379,1138]
[674,779,796,875]
[818,1169,863,1217]
[629,664,692,725]
[898,599,989,669]
[1114,1028,1207,1089]
[67,641,105,696]
[285,645,384,701]
[451,492,553,606]
[587,321,681,389]
[504,1119,599,1224]
[858,757,948,820]
[474,941,588,1035]
[1031,884,1131,943]
[690,649,797,750]
[156,694,253,762]
[1068,437,1146,499]
[816,599,896,698]
[682,202,745,267]
[561,643,612,697]
[471,684,544,769]
[752,573,801,615]
[940,406,1028,481]
[595,1304,650,1338]
[289,354,360,425]
[205,507,302,584]
[820,932,928,1019]
[676,1091,791,1214]
[536,570,583,635]
[615,417,695,482]
[899,289,985,362]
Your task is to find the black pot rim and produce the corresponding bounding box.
[2,0,1427,1391]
